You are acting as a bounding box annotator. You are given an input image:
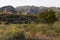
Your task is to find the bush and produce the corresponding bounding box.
[37,9,57,24]
[3,26,25,40]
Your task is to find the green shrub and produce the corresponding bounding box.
[37,9,57,24]
[2,25,25,40]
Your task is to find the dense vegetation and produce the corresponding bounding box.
[37,9,57,24]
[0,12,38,24]
[0,9,60,40]
[0,9,57,24]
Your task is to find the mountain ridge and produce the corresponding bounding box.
[0,5,60,14]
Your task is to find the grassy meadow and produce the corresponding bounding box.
[0,22,60,40]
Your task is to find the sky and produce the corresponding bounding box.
[0,0,60,7]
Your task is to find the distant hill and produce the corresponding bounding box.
[15,6,48,14]
[0,6,17,13]
[0,5,60,14]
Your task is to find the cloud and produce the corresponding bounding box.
[0,0,60,7]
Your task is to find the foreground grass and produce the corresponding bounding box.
[0,23,60,40]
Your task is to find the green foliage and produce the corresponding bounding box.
[37,9,57,24]
[0,24,25,40]
[55,11,60,20]
[0,10,60,40]
[0,13,38,24]
[4,28,25,40]
[0,23,60,40]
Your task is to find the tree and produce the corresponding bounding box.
[55,11,60,20]
[37,9,57,24]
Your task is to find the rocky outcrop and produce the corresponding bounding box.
[0,5,17,13]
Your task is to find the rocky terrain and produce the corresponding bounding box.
[0,5,60,14]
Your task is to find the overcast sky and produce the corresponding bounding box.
[0,0,60,7]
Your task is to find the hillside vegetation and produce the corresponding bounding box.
[0,8,60,40]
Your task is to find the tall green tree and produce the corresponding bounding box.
[37,9,57,24]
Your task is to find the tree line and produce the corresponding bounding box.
[0,9,59,24]
[0,13,38,24]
